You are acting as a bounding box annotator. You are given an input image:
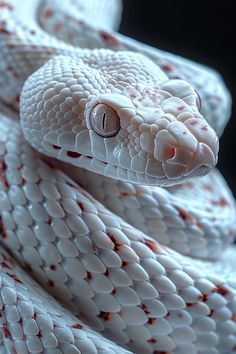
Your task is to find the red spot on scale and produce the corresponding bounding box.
[47,217,52,225]
[199,294,208,302]
[87,272,92,280]
[161,64,174,72]
[147,317,156,325]
[114,243,121,251]
[0,158,7,171]
[190,121,198,126]
[50,265,56,271]
[201,125,208,131]
[175,206,196,224]
[148,339,157,344]
[0,216,6,235]
[0,174,9,188]
[213,285,230,297]
[37,332,42,338]
[99,30,119,46]
[0,2,13,10]
[100,312,113,321]
[43,9,54,18]
[136,190,142,197]
[1,261,12,270]
[25,263,32,272]
[77,201,84,211]
[107,232,122,251]
[14,277,23,284]
[211,197,230,208]
[54,23,63,32]
[47,280,54,287]
[141,304,149,314]
[143,239,160,253]
[228,228,235,237]
[67,151,81,158]
[72,323,83,329]
[121,191,130,197]
[232,314,236,322]
[178,105,185,111]
[2,232,8,240]
[53,145,61,150]
[14,95,20,105]
[208,309,215,317]
[203,183,213,192]
[3,326,11,338]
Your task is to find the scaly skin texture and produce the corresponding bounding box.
[63,166,236,260]
[0,246,132,354]
[0,1,236,354]
[1,113,236,354]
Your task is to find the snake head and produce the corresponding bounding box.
[20,53,218,186]
[83,79,218,185]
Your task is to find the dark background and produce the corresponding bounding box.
[120,0,236,197]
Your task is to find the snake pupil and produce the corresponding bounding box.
[102,113,106,130]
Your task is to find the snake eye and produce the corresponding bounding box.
[195,90,201,110]
[89,103,120,137]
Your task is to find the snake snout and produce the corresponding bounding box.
[183,117,219,176]
[153,119,218,180]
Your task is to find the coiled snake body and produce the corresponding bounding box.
[0,1,236,353]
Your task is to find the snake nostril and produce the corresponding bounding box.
[166,146,175,159]
[154,142,176,162]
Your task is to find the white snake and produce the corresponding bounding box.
[0,1,236,353]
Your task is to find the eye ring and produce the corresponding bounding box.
[89,103,120,137]
[194,90,201,110]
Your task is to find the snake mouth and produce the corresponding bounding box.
[41,137,216,186]
[41,141,167,185]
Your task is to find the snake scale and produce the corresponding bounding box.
[1,1,236,353]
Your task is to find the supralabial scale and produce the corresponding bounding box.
[0,1,236,353]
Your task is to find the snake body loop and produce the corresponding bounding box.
[1,1,236,353]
